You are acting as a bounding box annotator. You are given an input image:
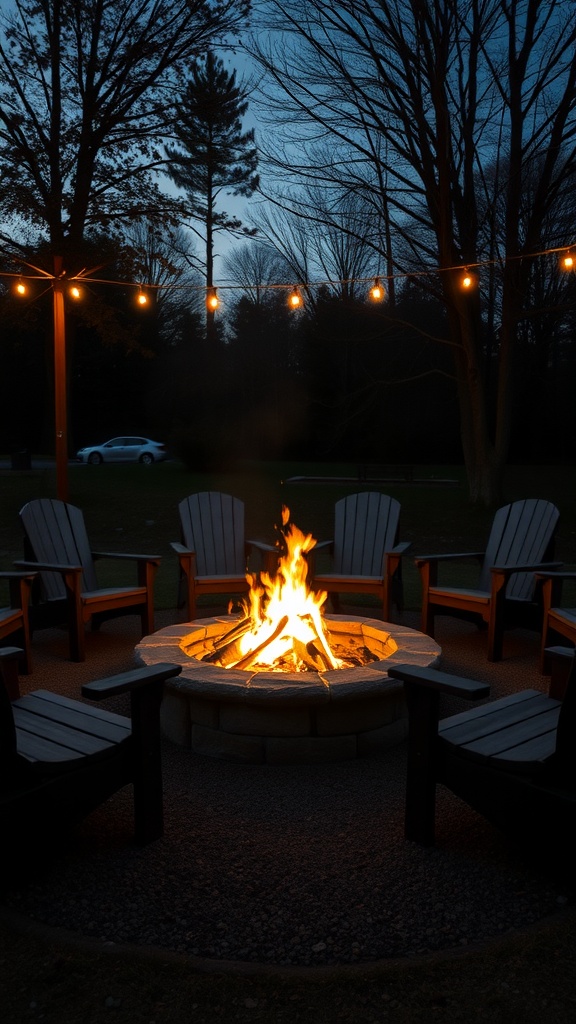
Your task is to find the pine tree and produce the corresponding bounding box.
[165,51,259,339]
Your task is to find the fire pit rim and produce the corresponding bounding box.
[135,613,441,707]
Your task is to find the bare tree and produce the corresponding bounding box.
[221,239,293,304]
[254,186,386,301]
[0,0,250,262]
[249,0,576,503]
[123,220,205,343]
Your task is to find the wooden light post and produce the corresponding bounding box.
[52,255,68,501]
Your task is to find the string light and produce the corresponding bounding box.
[206,287,219,311]
[460,268,477,290]
[69,284,82,300]
[370,277,385,301]
[3,241,576,304]
[289,286,302,309]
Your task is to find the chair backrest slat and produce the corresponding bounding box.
[20,499,98,599]
[333,492,400,576]
[480,498,559,599]
[178,492,246,576]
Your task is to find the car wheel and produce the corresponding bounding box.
[88,452,103,465]
[139,453,154,464]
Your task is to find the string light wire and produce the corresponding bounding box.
[1,243,575,306]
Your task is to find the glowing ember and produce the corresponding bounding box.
[206,507,345,672]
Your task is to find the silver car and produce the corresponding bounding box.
[76,436,168,465]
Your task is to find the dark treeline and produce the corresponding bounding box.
[2,271,573,468]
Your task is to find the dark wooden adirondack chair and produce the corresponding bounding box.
[172,491,276,621]
[415,498,561,661]
[388,647,576,853]
[15,498,161,662]
[0,571,35,674]
[0,646,181,851]
[310,492,411,621]
[537,570,576,672]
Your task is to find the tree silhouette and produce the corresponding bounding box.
[250,0,576,504]
[0,0,250,260]
[165,50,259,342]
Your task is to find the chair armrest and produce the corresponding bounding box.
[414,551,484,567]
[387,663,490,700]
[306,539,333,577]
[388,541,411,556]
[83,662,181,845]
[171,542,193,556]
[14,559,82,575]
[535,570,576,582]
[313,540,333,552]
[489,561,564,600]
[388,663,490,846]
[91,551,161,564]
[247,539,276,553]
[1,571,36,606]
[491,560,563,578]
[82,662,181,700]
[1,571,35,617]
[247,539,278,574]
[415,551,484,592]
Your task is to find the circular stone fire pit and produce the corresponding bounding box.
[135,615,441,764]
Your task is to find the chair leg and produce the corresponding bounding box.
[130,682,164,844]
[487,572,508,662]
[404,683,440,845]
[421,600,435,638]
[187,583,197,622]
[17,628,32,675]
[382,584,391,623]
[540,624,552,674]
[68,608,85,661]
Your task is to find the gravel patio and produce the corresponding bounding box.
[1,605,573,972]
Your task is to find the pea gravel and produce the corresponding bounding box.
[2,610,573,969]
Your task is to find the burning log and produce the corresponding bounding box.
[210,615,252,651]
[293,638,332,671]
[231,615,289,671]
[299,613,339,670]
[202,616,256,667]
[200,507,348,673]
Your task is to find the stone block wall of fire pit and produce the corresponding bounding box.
[135,615,441,765]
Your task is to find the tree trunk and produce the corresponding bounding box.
[447,284,505,508]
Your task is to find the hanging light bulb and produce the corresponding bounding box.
[460,268,477,290]
[370,277,385,301]
[289,286,302,309]
[206,287,219,311]
[560,250,575,271]
[69,284,82,300]
[137,287,149,306]
[15,278,27,297]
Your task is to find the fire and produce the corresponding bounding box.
[208,507,345,672]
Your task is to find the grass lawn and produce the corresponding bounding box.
[1,459,575,614]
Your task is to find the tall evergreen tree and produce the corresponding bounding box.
[165,51,259,340]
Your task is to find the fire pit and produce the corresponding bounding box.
[135,615,440,764]
[135,508,441,763]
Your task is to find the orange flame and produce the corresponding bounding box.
[234,507,344,671]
